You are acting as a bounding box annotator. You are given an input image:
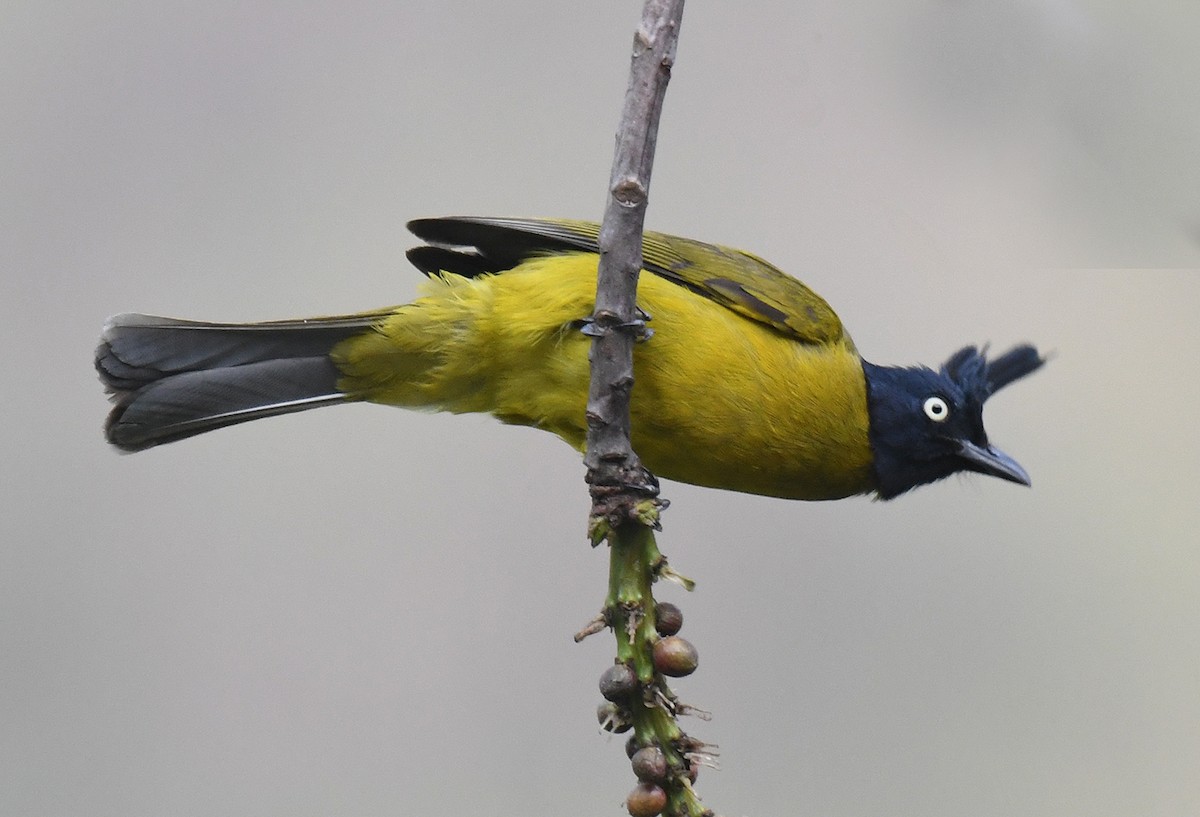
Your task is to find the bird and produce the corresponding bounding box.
[96,216,1044,500]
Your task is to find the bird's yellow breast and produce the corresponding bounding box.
[333,254,875,500]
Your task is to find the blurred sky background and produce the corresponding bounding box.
[3,2,1199,816]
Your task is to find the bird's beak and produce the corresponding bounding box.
[956,440,1031,486]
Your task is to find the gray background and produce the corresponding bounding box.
[4,2,1199,816]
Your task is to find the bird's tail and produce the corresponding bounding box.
[96,313,383,451]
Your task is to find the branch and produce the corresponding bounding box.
[584,0,685,514]
[581,4,712,817]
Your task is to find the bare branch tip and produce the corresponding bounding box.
[573,614,609,642]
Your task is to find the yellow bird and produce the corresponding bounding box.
[96,217,1043,500]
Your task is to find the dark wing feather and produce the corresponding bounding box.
[407,216,846,347]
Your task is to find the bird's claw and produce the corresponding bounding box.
[578,308,654,342]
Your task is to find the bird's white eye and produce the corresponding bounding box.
[923,396,950,422]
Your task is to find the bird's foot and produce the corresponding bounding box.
[577,307,654,341]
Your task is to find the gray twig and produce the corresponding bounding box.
[584,0,685,512]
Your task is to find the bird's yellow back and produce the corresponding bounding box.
[332,252,874,500]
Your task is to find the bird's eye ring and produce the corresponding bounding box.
[923,396,950,422]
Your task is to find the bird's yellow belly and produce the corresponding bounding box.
[333,254,875,500]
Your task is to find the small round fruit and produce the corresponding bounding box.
[652,636,698,677]
[654,602,683,636]
[630,746,668,782]
[626,782,668,817]
[599,662,639,702]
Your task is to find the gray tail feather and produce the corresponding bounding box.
[96,313,374,451]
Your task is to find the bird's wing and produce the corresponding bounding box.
[406,216,847,347]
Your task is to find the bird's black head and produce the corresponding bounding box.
[863,345,1045,500]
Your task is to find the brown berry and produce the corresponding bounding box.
[625,735,642,758]
[652,635,698,677]
[599,662,639,702]
[626,782,668,817]
[630,746,668,782]
[654,602,683,636]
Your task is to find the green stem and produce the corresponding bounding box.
[604,519,707,817]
